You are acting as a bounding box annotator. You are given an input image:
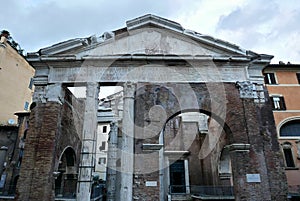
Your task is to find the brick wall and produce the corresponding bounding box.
[15,102,61,201]
[16,88,83,201]
[133,83,288,201]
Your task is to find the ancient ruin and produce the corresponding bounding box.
[16,14,288,201]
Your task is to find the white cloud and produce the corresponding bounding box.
[1,0,300,63]
[173,0,247,35]
[214,0,300,63]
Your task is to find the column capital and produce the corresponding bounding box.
[86,82,100,99]
[33,83,64,104]
[235,81,256,99]
[235,81,266,103]
[123,82,136,99]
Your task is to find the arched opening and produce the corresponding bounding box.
[280,119,300,137]
[161,109,234,199]
[55,147,77,198]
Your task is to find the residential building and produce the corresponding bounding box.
[0,30,35,125]
[263,63,300,200]
[94,90,123,181]
[95,109,112,181]
[0,30,34,199]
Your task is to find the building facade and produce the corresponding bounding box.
[0,31,35,126]
[0,31,34,200]
[95,109,112,181]
[263,64,300,200]
[95,91,123,182]
[16,14,288,201]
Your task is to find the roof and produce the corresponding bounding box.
[264,63,300,71]
[26,14,273,63]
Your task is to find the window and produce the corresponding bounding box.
[270,96,286,110]
[102,126,107,133]
[98,157,106,165]
[99,141,106,151]
[24,101,29,110]
[28,78,33,89]
[296,73,300,84]
[169,160,186,193]
[264,73,277,84]
[282,142,296,168]
[280,120,300,137]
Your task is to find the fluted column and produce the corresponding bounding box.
[77,82,100,201]
[120,82,136,201]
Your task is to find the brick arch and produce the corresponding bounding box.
[58,146,76,168]
[161,109,232,187]
[133,82,288,200]
[55,146,77,198]
[134,83,234,185]
[162,108,233,138]
[134,83,232,141]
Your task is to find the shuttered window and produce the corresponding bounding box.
[296,73,300,84]
[270,96,286,110]
[264,73,277,84]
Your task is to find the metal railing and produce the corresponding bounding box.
[55,186,76,199]
[169,185,187,194]
[190,185,234,197]
[169,185,234,197]
[0,184,17,197]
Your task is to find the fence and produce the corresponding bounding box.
[170,185,234,197]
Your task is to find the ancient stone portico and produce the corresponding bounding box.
[17,14,288,201]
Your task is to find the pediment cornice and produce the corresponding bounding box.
[26,14,273,65]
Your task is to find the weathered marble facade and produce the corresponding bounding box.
[17,14,288,201]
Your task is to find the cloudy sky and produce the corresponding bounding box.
[1,0,300,64]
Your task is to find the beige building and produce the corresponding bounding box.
[95,121,110,181]
[0,31,35,125]
[264,63,300,200]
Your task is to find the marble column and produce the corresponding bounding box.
[120,82,136,201]
[77,82,100,201]
[106,121,118,201]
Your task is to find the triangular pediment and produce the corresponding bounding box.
[78,27,239,58]
[28,14,272,62]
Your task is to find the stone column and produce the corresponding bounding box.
[77,82,100,201]
[106,121,118,201]
[159,130,164,201]
[120,82,136,201]
[184,159,190,194]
